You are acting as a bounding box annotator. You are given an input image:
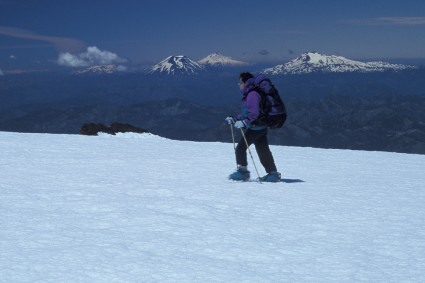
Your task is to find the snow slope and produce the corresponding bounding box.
[1,131,425,282]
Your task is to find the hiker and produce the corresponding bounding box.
[225,72,281,182]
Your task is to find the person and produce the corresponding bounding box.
[225,72,281,182]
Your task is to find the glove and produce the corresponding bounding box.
[234,120,246,129]
[225,116,236,125]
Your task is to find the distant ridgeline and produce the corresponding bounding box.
[0,52,424,154]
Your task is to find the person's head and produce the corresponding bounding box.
[239,72,254,84]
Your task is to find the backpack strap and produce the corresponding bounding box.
[242,84,257,99]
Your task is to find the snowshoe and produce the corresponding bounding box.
[259,171,281,183]
[228,166,250,181]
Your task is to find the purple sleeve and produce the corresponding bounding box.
[243,91,261,126]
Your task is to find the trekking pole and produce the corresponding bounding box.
[240,129,262,183]
[229,124,238,168]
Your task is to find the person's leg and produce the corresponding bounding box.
[235,129,267,166]
[254,131,277,173]
[230,130,259,180]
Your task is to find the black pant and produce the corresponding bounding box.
[235,128,277,173]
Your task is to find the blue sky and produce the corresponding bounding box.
[0,0,424,69]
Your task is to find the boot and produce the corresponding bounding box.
[228,166,250,181]
[259,171,281,182]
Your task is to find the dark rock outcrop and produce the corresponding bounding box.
[80,123,148,136]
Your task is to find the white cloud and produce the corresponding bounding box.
[374,17,425,25]
[10,55,16,59]
[346,17,425,26]
[57,46,126,67]
[0,26,84,52]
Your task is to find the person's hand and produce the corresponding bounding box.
[225,116,235,125]
[234,120,246,129]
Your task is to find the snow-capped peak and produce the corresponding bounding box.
[148,55,205,75]
[263,51,416,75]
[198,53,248,67]
[74,64,128,75]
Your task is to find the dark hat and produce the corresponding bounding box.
[239,72,254,83]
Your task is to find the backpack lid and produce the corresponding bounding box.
[254,74,267,85]
[254,74,273,93]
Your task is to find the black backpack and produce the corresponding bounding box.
[253,74,287,129]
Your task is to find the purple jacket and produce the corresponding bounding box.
[237,78,267,130]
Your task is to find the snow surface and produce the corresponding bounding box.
[1,131,425,282]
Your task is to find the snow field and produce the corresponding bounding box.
[1,131,425,282]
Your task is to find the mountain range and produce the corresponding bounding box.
[1,51,425,154]
[263,52,416,75]
[72,52,417,76]
[146,53,249,75]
